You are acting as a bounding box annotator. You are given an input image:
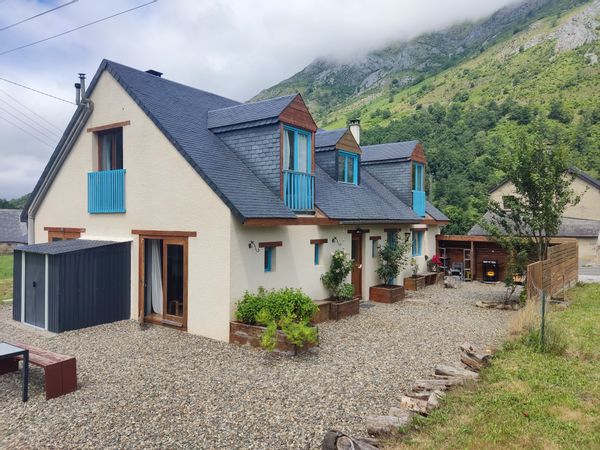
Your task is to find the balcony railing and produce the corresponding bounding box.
[412,190,426,217]
[283,170,314,212]
[88,169,126,214]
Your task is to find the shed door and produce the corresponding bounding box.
[24,253,46,328]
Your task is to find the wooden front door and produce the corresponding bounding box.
[139,235,188,329]
[351,232,363,299]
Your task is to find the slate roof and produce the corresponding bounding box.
[0,209,27,243]
[361,141,419,163]
[16,239,121,255]
[315,128,346,152]
[469,212,600,238]
[426,202,449,222]
[207,94,297,131]
[315,167,421,222]
[488,167,600,194]
[24,60,448,225]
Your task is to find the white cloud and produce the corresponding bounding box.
[0,0,518,198]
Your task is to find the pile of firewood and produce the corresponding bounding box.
[327,343,493,443]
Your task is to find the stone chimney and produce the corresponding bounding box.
[349,119,360,145]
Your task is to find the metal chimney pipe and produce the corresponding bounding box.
[74,82,81,105]
[349,119,361,145]
[78,73,86,100]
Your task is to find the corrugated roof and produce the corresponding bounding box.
[0,209,27,243]
[315,128,346,151]
[207,94,297,130]
[361,141,419,163]
[16,239,122,255]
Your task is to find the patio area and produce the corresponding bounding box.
[0,282,514,449]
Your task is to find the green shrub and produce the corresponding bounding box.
[521,321,567,356]
[235,287,318,352]
[376,233,410,285]
[321,250,355,301]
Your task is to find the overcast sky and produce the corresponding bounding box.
[0,0,518,199]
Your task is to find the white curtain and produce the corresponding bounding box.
[149,240,163,315]
[297,133,308,172]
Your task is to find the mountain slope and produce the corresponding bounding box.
[258,0,600,234]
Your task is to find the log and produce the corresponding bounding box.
[322,431,381,450]
[388,406,415,422]
[366,415,410,437]
[427,390,445,411]
[405,390,433,401]
[459,343,492,372]
[435,364,479,380]
[412,378,466,391]
[399,395,430,415]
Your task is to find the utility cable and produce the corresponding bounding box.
[0,113,55,148]
[0,87,62,131]
[0,96,62,138]
[0,0,78,32]
[0,0,158,56]
[0,76,75,104]
[0,104,59,143]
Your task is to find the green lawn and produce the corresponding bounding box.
[0,254,13,301]
[392,283,600,449]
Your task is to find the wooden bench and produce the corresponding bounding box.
[0,342,77,400]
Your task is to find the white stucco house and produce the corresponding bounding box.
[17,60,448,341]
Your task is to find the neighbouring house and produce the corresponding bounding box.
[16,60,448,341]
[0,209,27,253]
[468,167,600,267]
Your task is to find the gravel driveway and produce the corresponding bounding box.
[0,282,514,449]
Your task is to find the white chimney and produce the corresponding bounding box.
[349,119,360,145]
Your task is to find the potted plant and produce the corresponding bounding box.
[404,257,426,291]
[230,287,319,355]
[425,254,444,284]
[369,233,410,303]
[321,250,359,320]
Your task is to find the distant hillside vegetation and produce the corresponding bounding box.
[257,0,600,233]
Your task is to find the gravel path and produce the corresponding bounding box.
[0,282,514,449]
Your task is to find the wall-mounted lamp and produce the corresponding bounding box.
[248,240,259,253]
[331,236,342,246]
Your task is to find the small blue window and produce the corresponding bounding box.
[264,247,273,272]
[337,151,359,184]
[412,231,424,257]
[387,230,396,248]
[412,163,424,191]
[314,243,320,265]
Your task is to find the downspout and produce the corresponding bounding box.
[26,73,94,244]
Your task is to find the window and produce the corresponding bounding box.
[264,247,274,272]
[97,128,123,171]
[283,126,311,173]
[372,239,377,257]
[386,230,397,248]
[337,151,358,184]
[412,230,424,257]
[314,243,321,265]
[412,162,424,191]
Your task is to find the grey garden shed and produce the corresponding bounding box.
[12,240,131,333]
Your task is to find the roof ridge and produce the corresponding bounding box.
[207,93,297,113]
[362,140,418,148]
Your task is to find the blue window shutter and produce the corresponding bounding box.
[314,244,319,265]
[264,247,272,272]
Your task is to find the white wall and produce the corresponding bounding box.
[32,71,233,341]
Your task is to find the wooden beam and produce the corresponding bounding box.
[347,228,370,234]
[86,120,131,133]
[258,241,283,248]
[369,235,381,241]
[44,226,86,233]
[437,235,493,243]
[131,229,197,237]
[310,238,328,244]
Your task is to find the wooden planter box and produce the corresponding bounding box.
[404,276,426,291]
[329,298,360,321]
[229,322,318,355]
[311,300,332,324]
[369,284,405,303]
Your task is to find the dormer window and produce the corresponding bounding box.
[338,151,358,185]
[412,162,424,191]
[98,128,123,171]
[283,126,311,173]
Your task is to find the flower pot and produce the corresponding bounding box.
[369,284,405,303]
[329,298,360,320]
[229,322,318,355]
[404,276,425,291]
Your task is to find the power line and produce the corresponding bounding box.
[0,87,63,131]
[0,0,78,32]
[0,104,59,143]
[0,97,62,139]
[0,0,158,56]
[0,76,75,104]
[0,113,55,148]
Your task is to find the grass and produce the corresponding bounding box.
[0,254,13,301]
[390,283,600,449]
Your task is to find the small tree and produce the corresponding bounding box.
[485,120,580,262]
[321,250,354,301]
[376,233,410,285]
